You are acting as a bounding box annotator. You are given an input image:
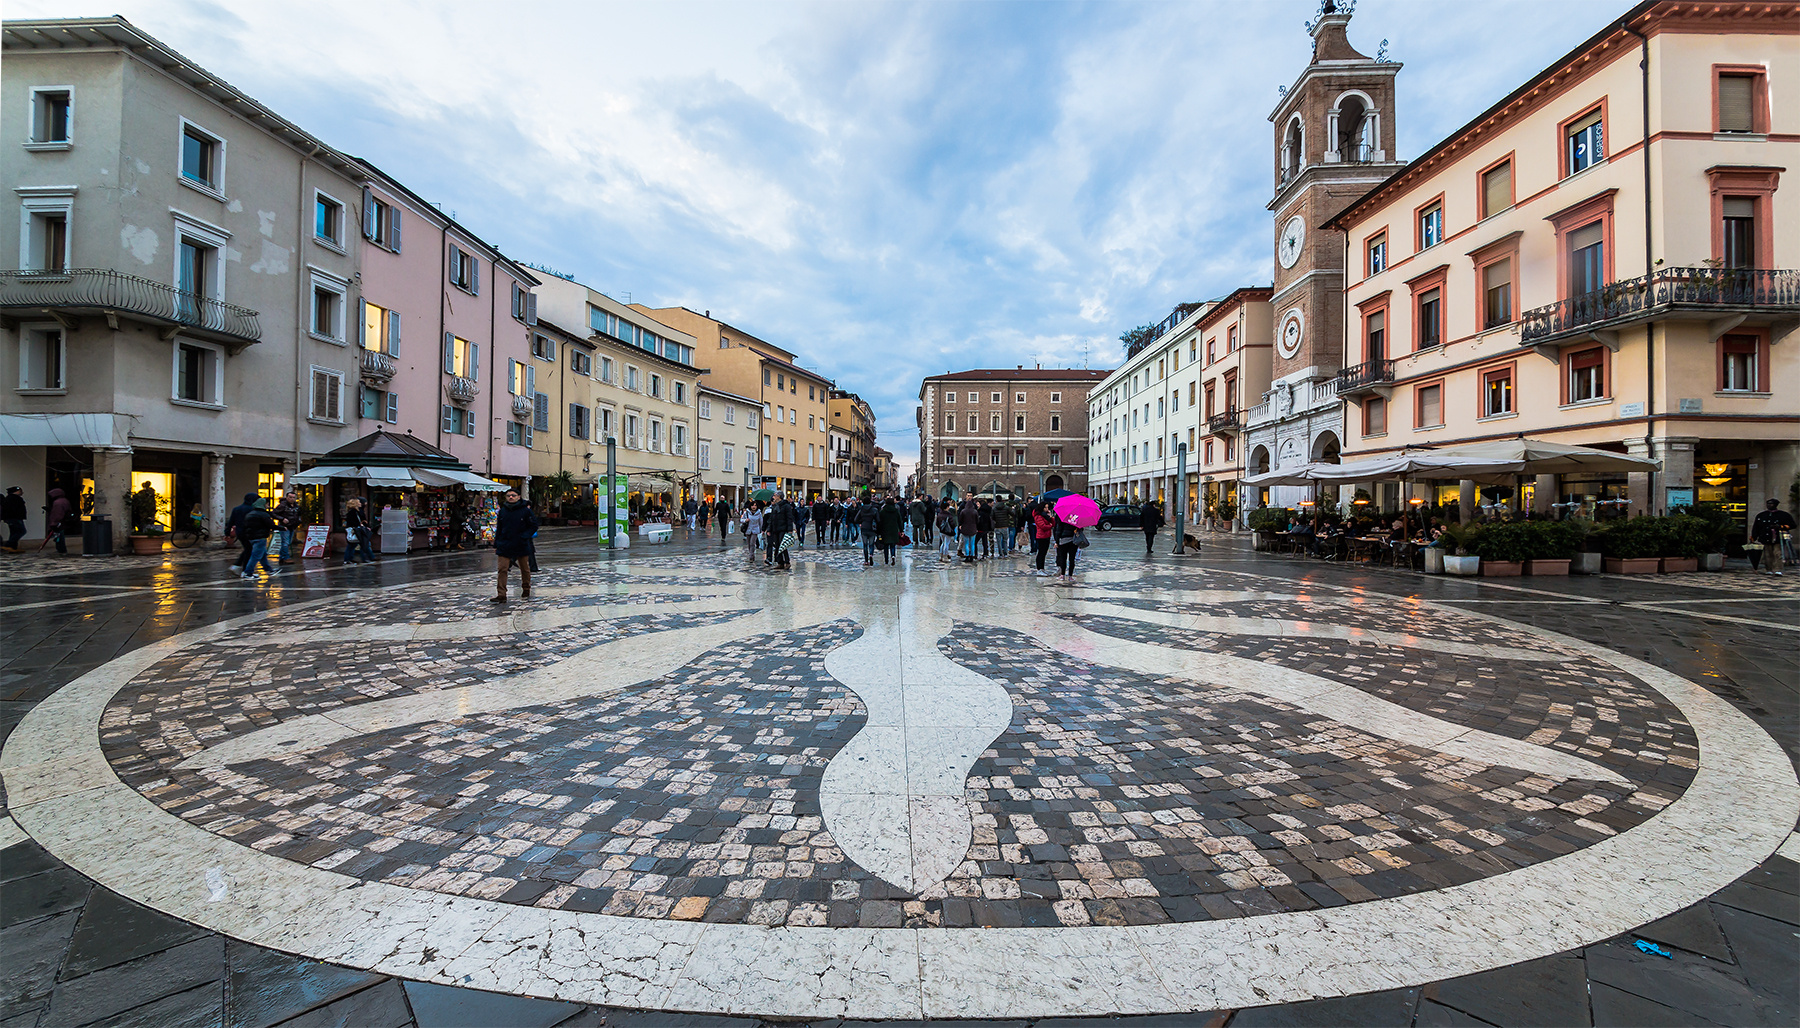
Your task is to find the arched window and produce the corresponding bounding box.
[1330,91,1379,163]
[1282,117,1305,182]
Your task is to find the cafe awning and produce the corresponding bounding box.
[288,429,509,492]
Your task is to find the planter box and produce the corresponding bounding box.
[1701,552,1724,571]
[1604,557,1661,574]
[1422,548,1444,574]
[129,535,164,555]
[1659,557,1698,573]
[1573,552,1603,575]
[1481,560,1523,577]
[1525,559,1571,576]
[1444,555,1481,576]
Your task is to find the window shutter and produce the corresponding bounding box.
[511,283,521,318]
[534,392,549,432]
[526,364,536,395]
[388,310,401,355]
[328,374,341,421]
[1719,75,1754,132]
[443,331,455,374]
[1722,197,1755,219]
[471,259,480,295]
[386,392,398,423]
[525,292,538,325]
[311,369,326,418]
[466,408,477,437]
[470,343,479,382]
[442,404,453,434]
[362,187,376,240]
[389,206,401,252]
[448,243,462,285]
[1483,163,1511,216]
[360,385,377,420]
[357,297,367,347]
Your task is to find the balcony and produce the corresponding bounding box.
[447,376,479,406]
[0,268,261,349]
[1328,143,1381,165]
[358,348,396,383]
[1335,358,1397,398]
[1207,408,1242,435]
[1520,267,1800,353]
[510,394,533,420]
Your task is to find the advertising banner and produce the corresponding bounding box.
[598,474,630,547]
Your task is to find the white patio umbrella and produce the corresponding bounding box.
[1393,439,1660,477]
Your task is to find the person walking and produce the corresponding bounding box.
[340,498,376,564]
[977,499,995,560]
[272,494,300,563]
[812,498,830,547]
[937,503,957,560]
[741,502,764,559]
[1140,497,1165,557]
[909,498,927,550]
[878,494,904,565]
[225,492,258,572]
[490,489,538,601]
[3,486,26,551]
[1751,498,1796,575]
[1030,499,1055,575]
[957,498,979,564]
[857,497,880,566]
[714,496,733,546]
[1053,513,1081,581]
[792,500,809,550]
[239,499,280,581]
[40,487,74,555]
[682,496,698,535]
[764,497,791,569]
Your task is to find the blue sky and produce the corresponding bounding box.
[14,0,1620,475]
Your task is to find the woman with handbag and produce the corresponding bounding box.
[1052,515,1082,581]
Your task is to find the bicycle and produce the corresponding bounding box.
[168,514,210,549]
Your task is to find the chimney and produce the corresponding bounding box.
[705,310,710,318]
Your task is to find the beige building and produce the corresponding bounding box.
[829,388,876,494]
[1,17,365,548]
[917,368,1107,501]
[873,447,898,494]
[532,276,701,510]
[696,384,762,507]
[1331,0,1798,530]
[635,306,832,501]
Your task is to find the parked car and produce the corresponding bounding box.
[1096,505,1142,531]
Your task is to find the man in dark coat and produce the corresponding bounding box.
[42,487,74,554]
[2,486,26,550]
[491,489,540,602]
[877,495,905,565]
[958,498,980,563]
[763,496,793,569]
[1140,498,1165,556]
[714,496,733,546]
[226,492,258,574]
[976,499,995,559]
[813,498,831,546]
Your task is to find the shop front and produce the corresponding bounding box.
[288,430,509,556]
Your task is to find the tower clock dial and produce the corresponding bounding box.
[1279,308,1305,360]
[1278,215,1306,270]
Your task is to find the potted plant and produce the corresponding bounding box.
[1439,521,1482,576]
[1568,520,1603,574]
[1522,521,1579,576]
[1471,522,1527,577]
[1658,513,1707,573]
[1673,501,1732,571]
[1599,517,1662,574]
[1247,507,1293,551]
[1215,497,1238,533]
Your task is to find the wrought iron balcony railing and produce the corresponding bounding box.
[358,348,397,382]
[1207,408,1242,434]
[1520,267,1800,344]
[0,268,261,346]
[1334,358,1396,396]
[447,376,479,405]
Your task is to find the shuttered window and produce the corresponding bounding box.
[1416,383,1442,428]
[1482,161,1512,217]
[534,392,550,432]
[1718,75,1755,133]
[309,367,341,422]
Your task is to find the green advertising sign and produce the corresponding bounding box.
[599,474,629,547]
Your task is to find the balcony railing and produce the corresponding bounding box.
[510,394,533,419]
[358,348,397,382]
[1207,408,1242,434]
[447,376,479,405]
[1335,358,1396,396]
[1520,267,1800,344]
[0,268,261,346]
[1331,143,1379,164]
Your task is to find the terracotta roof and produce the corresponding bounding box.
[319,429,469,469]
[925,368,1111,382]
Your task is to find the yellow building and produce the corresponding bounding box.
[634,306,833,501]
[829,389,877,494]
[1331,0,1798,529]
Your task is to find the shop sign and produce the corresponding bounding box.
[302,525,330,558]
[598,474,630,546]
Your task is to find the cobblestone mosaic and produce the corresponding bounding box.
[1091,595,1577,650]
[243,584,719,632]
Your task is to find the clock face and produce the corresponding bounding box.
[1278,215,1306,269]
[1279,309,1304,359]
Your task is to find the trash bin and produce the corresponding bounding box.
[82,517,113,556]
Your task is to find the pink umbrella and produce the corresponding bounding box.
[1053,494,1101,528]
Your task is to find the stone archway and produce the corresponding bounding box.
[940,482,960,502]
[1250,445,1272,476]
[1312,430,1342,464]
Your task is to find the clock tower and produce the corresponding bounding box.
[1267,1,1402,381]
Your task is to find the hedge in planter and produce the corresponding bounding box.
[1470,523,1534,565]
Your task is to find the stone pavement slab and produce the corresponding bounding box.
[1630,903,1733,961]
[1424,955,1589,1027]
[60,888,210,979]
[226,942,385,1028]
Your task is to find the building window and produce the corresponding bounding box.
[673,381,686,405]
[698,396,712,418]
[1418,201,1444,250]
[506,421,533,447]
[174,340,222,405]
[945,390,955,404]
[1482,366,1514,417]
[1480,159,1513,219]
[1482,257,1514,328]
[359,386,398,424]
[722,402,735,424]
[314,192,343,247]
[1015,414,1026,432]
[1364,309,1386,362]
[991,391,1002,402]
[1567,348,1605,403]
[1565,107,1604,176]
[1567,221,1605,297]
[989,448,1001,466]
[509,358,535,397]
[1014,448,1026,465]
[1716,69,1766,134]
[1416,383,1442,428]
[1204,440,1214,464]
[626,366,640,392]
[362,189,402,252]
[598,407,615,440]
[532,333,556,361]
[1050,414,1061,432]
[1207,338,1217,364]
[673,423,687,456]
[179,120,223,193]
[967,448,978,466]
[443,335,476,378]
[17,325,65,392]
[763,368,772,386]
[945,413,955,432]
[571,350,592,376]
[1414,288,1442,349]
[1367,232,1388,275]
[511,283,537,324]
[1719,334,1762,392]
[533,392,550,432]
[1050,392,1061,403]
[28,88,72,145]
[1722,197,1757,269]
[309,366,343,422]
[629,415,643,449]
[442,405,475,437]
[1048,448,1061,466]
[1016,392,1026,403]
[944,448,955,465]
[723,445,735,473]
[448,243,479,294]
[698,439,711,470]
[310,274,348,343]
[175,233,219,322]
[990,414,1001,432]
[649,420,663,452]
[361,301,400,355]
[964,414,976,432]
[598,356,614,384]
[20,192,72,272]
[1364,396,1387,436]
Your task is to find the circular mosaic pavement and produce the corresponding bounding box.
[5,550,1795,1019]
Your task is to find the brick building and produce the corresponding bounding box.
[916,367,1108,501]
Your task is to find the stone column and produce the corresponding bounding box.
[1657,437,1699,511]
[91,448,134,551]
[1533,474,1557,516]
[1458,479,1476,523]
[1624,439,1654,515]
[204,453,229,547]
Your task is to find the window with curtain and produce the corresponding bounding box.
[1566,109,1604,174]
[1722,197,1756,269]
[1365,397,1387,435]
[1483,368,1514,416]
[1568,348,1605,402]
[1365,310,1386,362]
[1483,258,1513,328]
[1568,221,1605,296]
[1720,335,1758,391]
[1417,289,1441,349]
